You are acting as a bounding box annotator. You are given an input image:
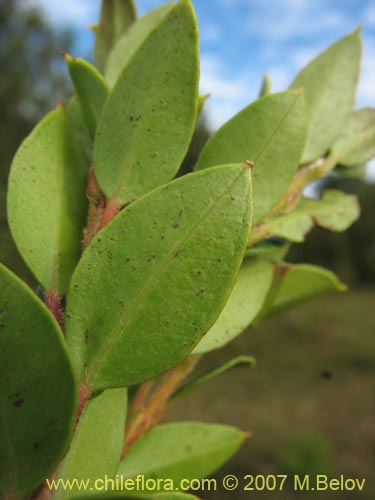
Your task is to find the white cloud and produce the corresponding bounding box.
[243,0,352,41]
[199,54,255,129]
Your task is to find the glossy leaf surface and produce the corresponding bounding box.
[195,91,306,223]
[7,107,88,294]
[55,389,127,500]
[194,258,273,353]
[95,0,199,206]
[66,165,252,392]
[0,265,77,499]
[290,30,361,163]
[118,422,246,482]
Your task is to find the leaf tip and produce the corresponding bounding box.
[242,430,253,440]
[56,100,65,112]
[87,23,98,33]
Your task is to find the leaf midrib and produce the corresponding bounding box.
[85,169,248,388]
[104,6,192,203]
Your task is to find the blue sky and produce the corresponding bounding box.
[25,0,374,130]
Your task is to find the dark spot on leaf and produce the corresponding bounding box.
[34,442,39,449]
[161,235,165,240]
[172,223,179,229]
[195,289,205,296]
[196,271,202,276]
[13,398,24,408]
[230,195,236,201]
[217,257,223,262]
[107,251,113,262]
[85,330,89,344]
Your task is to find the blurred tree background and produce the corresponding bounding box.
[0,2,373,498]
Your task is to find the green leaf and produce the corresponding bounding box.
[66,165,252,392]
[174,355,255,399]
[195,91,306,224]
[7,107,88,294]
[258,73,271,97]
[64,55,109,139]
[197,94,209,116]
[94,0,137,73]
[105,3,173,88]
[54,389,127,500]
[95,0,199,207]
[290,29,361,163]
[66,96,93,162]
[118,422,246,482]
[331,107,375,167]
[259,263,346,318]
[335,163,368,178]
[193,258,273,353]
[258,190,360,243]
[0,264,77,499]
[264,211,312,243]
[245,240,290,262]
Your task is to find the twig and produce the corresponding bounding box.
[248,155,337,246]
[122,355,200,457]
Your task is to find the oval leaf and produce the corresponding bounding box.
[66,165,252,392]
[118,422,246,482]
[105,3,173,87]
[0,265,77,499]
[54,389,127,500]
[331,107,375,167]
[174,355,256,399]
[65,55,109,139]
[66,96,94,163]
[259,263,346,319]
[94,0,199,206]
[195,91,306,224]
[194,258,273,353]
[7,107,88,294]
[290,29,361,163]
[253,190,360,243]
[94,0,137,73]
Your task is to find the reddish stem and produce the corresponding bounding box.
[122,356,200,457]
[99,197,121,229]
[45,292,64,329]
[76,384,90,422]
